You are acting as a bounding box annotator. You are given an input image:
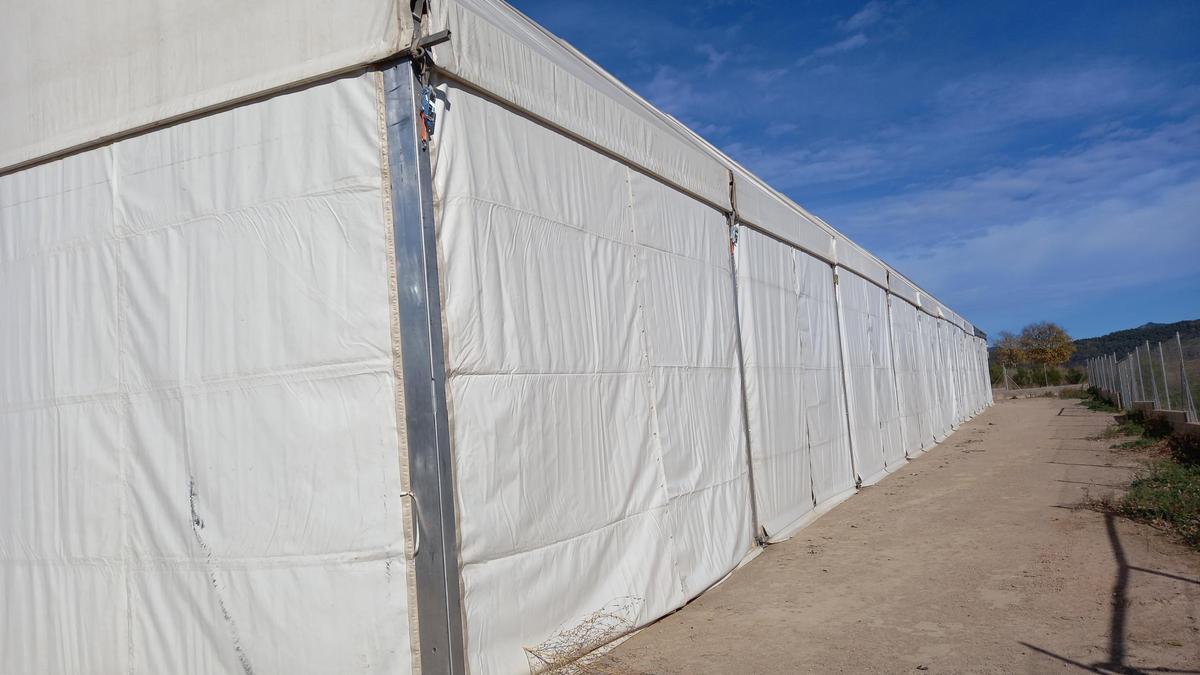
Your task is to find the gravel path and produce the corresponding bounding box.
[598,397,1200,674]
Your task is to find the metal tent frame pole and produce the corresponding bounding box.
[382,59,467,675]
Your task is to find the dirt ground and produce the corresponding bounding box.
[598,397,1200,674]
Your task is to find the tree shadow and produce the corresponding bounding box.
[1020,514,1200,674]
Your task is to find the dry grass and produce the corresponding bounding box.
[524,597,643,674]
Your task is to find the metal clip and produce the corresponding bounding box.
[399,490,422,558]
[420,84,437,143]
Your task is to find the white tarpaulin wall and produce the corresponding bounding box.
[432,80,754,674]
[3,1,996,673]
[917,311,949,442]
[735,229,856,540]
[837,269,905,485]
[0,73,414,674]
[891,298,935,456]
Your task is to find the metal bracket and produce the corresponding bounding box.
[398,491,422,558]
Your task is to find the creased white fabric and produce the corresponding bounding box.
[838,269,905,485]
[0,73,412,675]
[1,0,404,173]
[734,227,856,541]
[432,80,753,675]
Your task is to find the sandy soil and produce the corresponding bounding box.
[597,397,1200,674]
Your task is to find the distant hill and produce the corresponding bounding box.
[1070,319,1200,365]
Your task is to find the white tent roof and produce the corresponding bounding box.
[0,0,977,326]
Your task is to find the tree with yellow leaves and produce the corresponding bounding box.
[1019,321,1076,386]
[992,331,1026,366]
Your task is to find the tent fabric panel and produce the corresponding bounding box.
[0,72,413,675]
[429,0,731,209]
[889,298,934,456]
[735,227,856,540]
[835,239,889,289]
[1,0,403,172]
[627,171,755,598]
[733,173,836,261]
[838,268,904,484]
[797,254,856,507]
[888,273,922,308]
[433,80,754,673]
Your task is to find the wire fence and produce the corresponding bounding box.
[1085,331,1198,422]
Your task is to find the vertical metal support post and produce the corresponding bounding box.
[1112,353,1120,406]
[1179,332,1197,422]
[1123,355,1132,408]
[725,210,764,543]
[831,266,861,486]
[884,289,908,456]
[1145,340,1160,409]
[382,61,466,675]
[1133,349,1144,402]
[1159,342,1171,410]
[1113,355,1123,408]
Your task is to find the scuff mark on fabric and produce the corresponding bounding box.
[189,477,256,675]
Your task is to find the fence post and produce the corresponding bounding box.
[1178,332,1197,423]
[1158,341,1171,410]
[1132,345,1142,398]
[1112,353,1119,407]
[1145,340,1160,409]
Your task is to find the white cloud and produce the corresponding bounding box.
[796,32,870,67]
[643,65,700,118]
[828,117,1200,323]
[726,61,1189,198]
[840,1,886,32]
[815,33,869,57]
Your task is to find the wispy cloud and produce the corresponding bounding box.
[795,32,870,67]
[831,116,1200,323]
[815,33,869,57]
[510,0,1200,336]
[730,62,1190,195]
[839,1,887,32]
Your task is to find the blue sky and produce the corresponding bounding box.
[509,0,1200,340]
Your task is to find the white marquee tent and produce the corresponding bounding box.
[0,1,993,673]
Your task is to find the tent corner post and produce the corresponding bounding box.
[382,59,467,675]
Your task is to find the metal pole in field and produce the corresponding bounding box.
[1002,364,1009,391]
[1178,332,1197,422]
[1158,341,1171,410]
[1130,354,1138,408]
[1108,353,1118,403]
[1107,353,1114,397]
[1127,355,1134,408]
[1137,347,1148,402]
[1135,347,1143,401]
[1131,349,1142,403]
[1141,346,1150,402]
[1108,355,1118,408]
[1112,353,1119,406]
[1125,354,1135,409]
[1145,340,1160,409]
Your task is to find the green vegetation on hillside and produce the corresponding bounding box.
[1070,319,1200,365]
[1068,319,1200,412]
